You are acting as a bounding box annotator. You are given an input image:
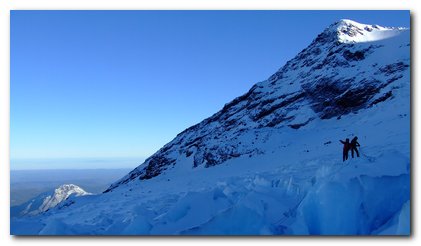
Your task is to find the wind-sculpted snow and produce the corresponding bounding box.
[11,20,410,235]
[290,152,410,235]
[11,139,410,235]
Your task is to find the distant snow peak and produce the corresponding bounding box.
[54,184,89,197]
[12,184,91,217]
[40,184,90,212]
[327,19,407,44]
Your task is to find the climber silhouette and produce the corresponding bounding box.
[350,136,360,158]
[340,138,350,162]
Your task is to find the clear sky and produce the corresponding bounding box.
[10,10,410,169]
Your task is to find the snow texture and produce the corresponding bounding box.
[10,20,410,235]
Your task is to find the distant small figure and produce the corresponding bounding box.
[350,136,360,158]
[340,138,350,162]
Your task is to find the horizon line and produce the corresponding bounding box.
[11,167,136,171]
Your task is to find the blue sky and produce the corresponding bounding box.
[10,10,410,169]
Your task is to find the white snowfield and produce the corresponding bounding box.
[10,20,410,235]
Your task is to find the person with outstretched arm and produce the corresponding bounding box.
[340,138,350,162]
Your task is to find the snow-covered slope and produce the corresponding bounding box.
[105,19,409,188]
[11,184,91,217]
[10,20,410,235]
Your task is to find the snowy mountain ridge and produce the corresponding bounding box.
[11,20,410,235]
[11,184,91,217]
[105,19,409,191]
[328,19,407,44]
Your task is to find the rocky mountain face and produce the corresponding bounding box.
[105,19,409,192]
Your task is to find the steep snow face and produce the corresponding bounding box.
[11,184,91,217]
[106,20,410,188]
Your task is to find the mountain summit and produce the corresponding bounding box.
[11,20,410,235]
[326,19,407,44]
[106,19,409,189]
